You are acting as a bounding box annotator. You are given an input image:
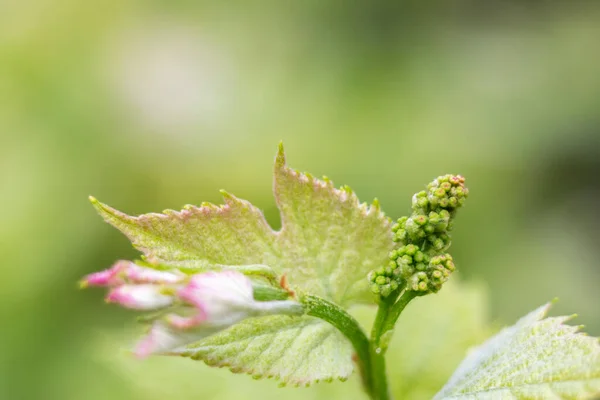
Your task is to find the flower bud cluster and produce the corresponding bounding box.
[368,265,400,298]
[393,174,467,249]
[370,175,467,298]
[404,253,455,293]
[392,211,452,252]
[414,174,468,215]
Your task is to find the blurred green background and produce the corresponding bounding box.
[2,1,599,399]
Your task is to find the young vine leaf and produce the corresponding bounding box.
[89,143,394,385]
[434,302,600,399]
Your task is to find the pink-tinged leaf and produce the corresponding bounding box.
[90,144,392,306]
[273,144,393,306]
[89,144,395,384]
[88,194,277,271]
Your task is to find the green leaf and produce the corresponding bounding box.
[88,193,278,271]
[172,315,353,386]
[434,302,600,400]
[272,146,393,306]
[90,144,394,384]
[91,144,392,306]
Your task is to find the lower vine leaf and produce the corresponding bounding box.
[434,302,600,399]
[170,314,354,386]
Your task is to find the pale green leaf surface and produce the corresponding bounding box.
[90,144,393,384]
[89,193,278,271]
[90,144,392,306]
[273,148,393,306]
[172,315,353,386]
[434,303,600,400]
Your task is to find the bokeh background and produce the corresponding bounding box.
[2,1,599,399]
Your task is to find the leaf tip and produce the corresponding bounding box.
[220,189,234,200]
[372,198,380,209]
[88,196,113,217]
[276,141,286,166]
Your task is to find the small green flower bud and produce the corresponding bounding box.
[400,264,414,276]
[434,188,446,198]
[371,283,381,294]
[415,190,427,199]
[404,244,418,256]
[375,276,387,285]
[413,251,425,263]
[380,284,393,298]
[428,211,440,224]
[452,186,465,197]
[431,237,446,251]
[392,216,408,232]
[394,229,407,243]
[413,215,428,226]
[449,175,463,185]
[368,258,405,298]
[412,191,429,212]
[404,218,419,235]
[392,216,409,243]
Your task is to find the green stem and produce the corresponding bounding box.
[368,290,417,400]
[369,344,390,400]
[371,297,392,343]
[252,284,291,301]
[301,291,416,400]
[301,294,374,395]
[381,290,416,338]
[369,295,396,400]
